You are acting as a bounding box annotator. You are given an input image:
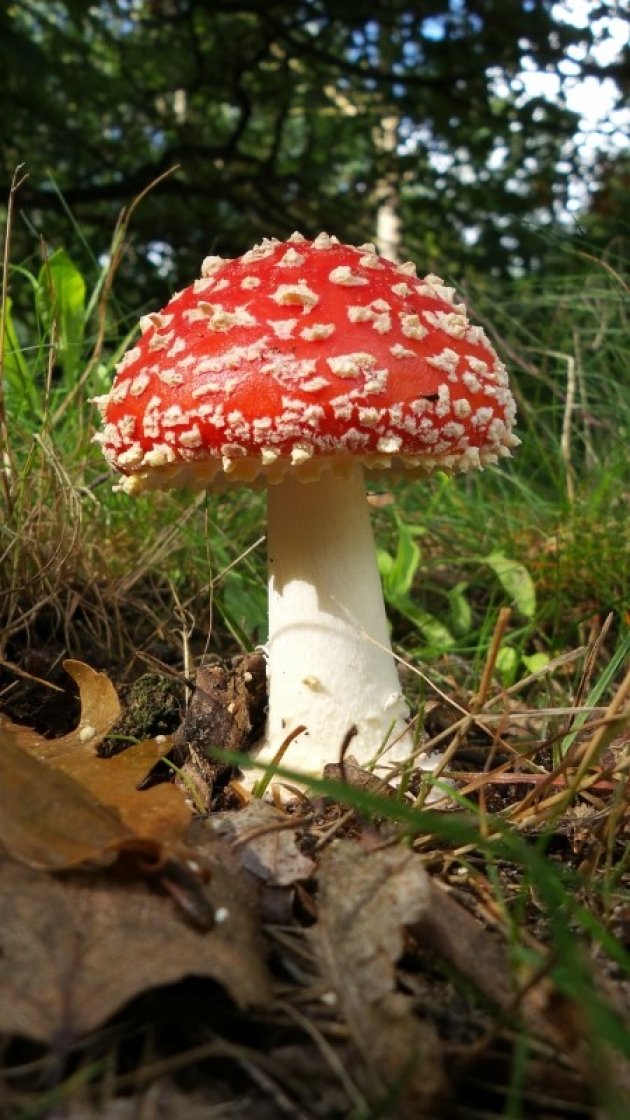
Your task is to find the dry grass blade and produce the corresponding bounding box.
[51,165,181,428]
[0,165,29,504]
[0,436,86,655]
[0,656,64,692]
[281,1002,369,1113]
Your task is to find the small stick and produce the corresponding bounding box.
[471,606,512,713]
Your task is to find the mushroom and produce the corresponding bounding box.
[94,232,518,793]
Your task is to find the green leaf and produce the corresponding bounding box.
[378,516,421,601]
[403,605,455,651]
[495,645,519,687]
[377,548,393,581]
[37,249,86,382]
[484,550,536,619]
[521,652,550,675]
[447,581,473,636]
[220,575,267,644]
[1,297,30,384]
[1,297,40,415]
[379,517,454,652]
[388,593,455,652]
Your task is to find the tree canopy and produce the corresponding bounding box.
[1,0,627,303]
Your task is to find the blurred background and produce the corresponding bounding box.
[1,0,627,305]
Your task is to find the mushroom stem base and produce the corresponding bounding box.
[245,463,415,790]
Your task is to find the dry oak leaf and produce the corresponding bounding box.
[311,842,447,1119]
[0,659,191,870]
[0,846,272,1045]
[211,800,316,887]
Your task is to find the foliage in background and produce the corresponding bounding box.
[0,0,627,312]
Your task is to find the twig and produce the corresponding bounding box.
[281,1002,369,1113]
[231,812,316,849]
[472,607,512,713]
[0,657,64,692]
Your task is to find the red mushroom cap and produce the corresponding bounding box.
[94,232,518,493]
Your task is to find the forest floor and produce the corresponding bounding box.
[1,617,628,1120]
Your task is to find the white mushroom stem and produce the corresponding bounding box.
[245,462,416,789]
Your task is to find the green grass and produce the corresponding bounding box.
[372,247,630,675]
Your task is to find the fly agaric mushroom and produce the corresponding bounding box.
[94,232,518,793]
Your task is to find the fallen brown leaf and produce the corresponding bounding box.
[0,735,132,869]
[212,800,316,887]
[0,837,272,1046]
[311,841,601,1119]
[323,755,396,798]
[311,842,447,1118]
[0,660,191,870]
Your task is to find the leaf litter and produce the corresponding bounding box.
[0,660,191,867]
[0,853,271,1045]
[0,657,628,1118]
